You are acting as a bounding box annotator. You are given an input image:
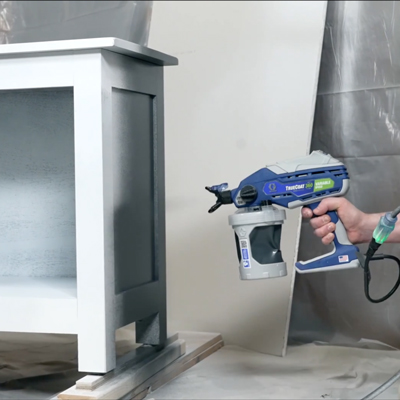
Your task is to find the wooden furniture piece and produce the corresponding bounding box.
[0,37,178,373]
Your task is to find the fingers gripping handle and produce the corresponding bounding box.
[295,202,360,273]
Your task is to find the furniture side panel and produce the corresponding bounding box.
[103,52,166,336]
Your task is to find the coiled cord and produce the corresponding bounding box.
[363,245,400,303]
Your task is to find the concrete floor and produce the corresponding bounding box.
[0,326,135,399]
[151,342,400,399]
[1,338,400,399]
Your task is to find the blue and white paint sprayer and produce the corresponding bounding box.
[206,150,400,304]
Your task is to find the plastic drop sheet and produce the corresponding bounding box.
[290,1,400,348]
[0,1,152,46]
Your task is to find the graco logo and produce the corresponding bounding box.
[269,183,277,192]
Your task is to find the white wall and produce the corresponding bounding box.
[149,1,326,355]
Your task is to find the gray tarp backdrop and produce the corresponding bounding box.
[290,1,400,348]
[0,1,152,45]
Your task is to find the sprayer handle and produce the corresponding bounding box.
[295,201,360,273]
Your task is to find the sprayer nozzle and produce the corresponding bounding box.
[205,183,233,213]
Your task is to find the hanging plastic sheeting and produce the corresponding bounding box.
[0,1,153,46]
[290,0,400,348]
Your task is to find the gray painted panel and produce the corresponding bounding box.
[102,50,160,96]
[0,88,76,277]
[115,282,160,329]
[106,51,167,346]
[152,70,167,346]
[112,88,155,293]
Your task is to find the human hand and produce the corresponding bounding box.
[301,198,367,245]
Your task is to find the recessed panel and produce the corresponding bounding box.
[112,88,155,294]
[0,88,76,277]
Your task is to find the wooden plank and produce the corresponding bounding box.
[178,331,222,354]
[130,337,224,399]
[58,339,185,400]
[76,333,179,391]
[76,376,104,392]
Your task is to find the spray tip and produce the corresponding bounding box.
[205,183,233,213]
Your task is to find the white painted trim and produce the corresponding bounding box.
[0,54,74,90]
[0,37,178,66]
[73,53,116,373]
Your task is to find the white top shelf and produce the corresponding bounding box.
[0,37,178,66]
[0,276,77,299]
[0,277,77,334]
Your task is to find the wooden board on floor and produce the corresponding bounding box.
[130,331,224,400]
[56,332,223,400]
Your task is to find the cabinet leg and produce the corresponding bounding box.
[136,313,166,347]
[77,325,116,373]
[74,56,116,374]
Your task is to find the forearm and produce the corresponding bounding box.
[359,212,400,244]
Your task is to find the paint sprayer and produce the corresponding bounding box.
[206,150,400,303]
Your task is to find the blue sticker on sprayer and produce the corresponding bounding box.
[263,180,315,196]
[240,239,251,268]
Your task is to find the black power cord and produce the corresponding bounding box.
[363,239,400,303]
